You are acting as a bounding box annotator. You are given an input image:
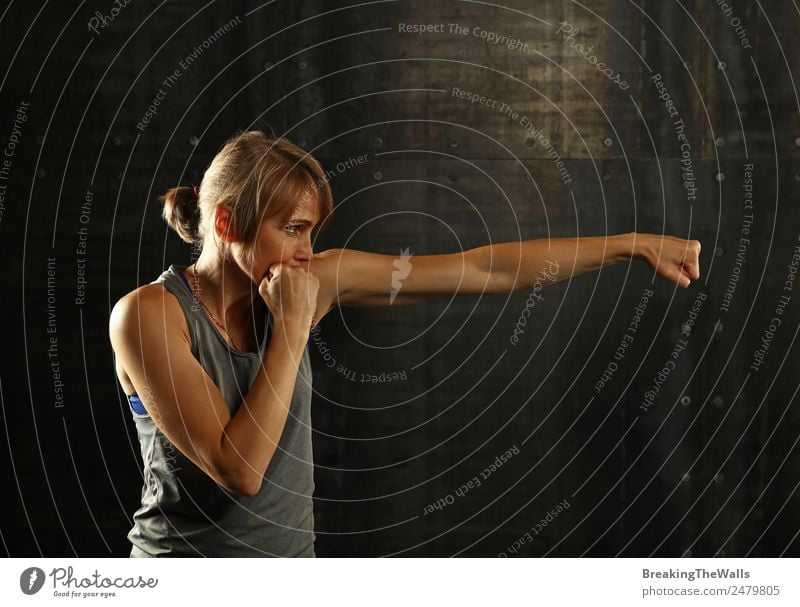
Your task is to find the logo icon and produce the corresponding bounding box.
[390,247,413,305]
[20,567,45,595]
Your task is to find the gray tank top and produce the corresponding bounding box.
[126,264,315,557]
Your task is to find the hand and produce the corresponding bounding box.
[258,262,319,331]
[635,233,701,288]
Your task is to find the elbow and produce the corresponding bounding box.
[214,436,268,498]
[211,453,261,497]
[221,470,263,498]
[486,266,515,293]
[473,248,510,294]
[232,480,262,498]
[215,453,266,497]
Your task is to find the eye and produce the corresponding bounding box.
[284,224,301,235]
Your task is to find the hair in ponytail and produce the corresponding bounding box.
[160,186,201,244]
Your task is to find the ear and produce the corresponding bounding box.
[212,206,238,243]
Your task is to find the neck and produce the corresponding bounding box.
[189,247,265,326]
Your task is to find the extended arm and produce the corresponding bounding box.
[311,232,701,308]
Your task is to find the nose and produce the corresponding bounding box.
[293,237,313,262]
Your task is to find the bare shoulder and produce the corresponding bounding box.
[109,283,190,392]
[110,282,187,336]
[309,248,343,276]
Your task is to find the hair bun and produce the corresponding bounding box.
[160,186,201,244]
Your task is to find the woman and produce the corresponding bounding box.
[109,130,701,557]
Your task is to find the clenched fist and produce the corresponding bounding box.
[258,262,319,331]
[636,234,701,288]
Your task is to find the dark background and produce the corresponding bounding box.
[1,0,798,557]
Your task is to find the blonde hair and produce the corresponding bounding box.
[161,130,333,266]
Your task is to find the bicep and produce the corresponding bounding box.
[109,291,233,488]
[311,247,493,308]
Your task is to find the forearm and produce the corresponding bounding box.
[218,320,309,496]
[480,232,637,292]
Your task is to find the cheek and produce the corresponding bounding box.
[255,228,282,254]
[256,235,293,265]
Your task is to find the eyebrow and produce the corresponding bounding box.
[287,219,319,227]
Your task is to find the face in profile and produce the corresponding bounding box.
[242,188,322,284]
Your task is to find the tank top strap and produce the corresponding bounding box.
[153,264,271,359]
